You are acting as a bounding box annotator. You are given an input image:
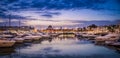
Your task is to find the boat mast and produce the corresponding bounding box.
[19,19,21,28]
[8,13,11,27]
[8,13,12,32]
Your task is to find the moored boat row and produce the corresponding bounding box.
[77,32,120,47]
[0,32,50,48]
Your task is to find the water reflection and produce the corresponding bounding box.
[0,48,15,56]
[0,37,120,58]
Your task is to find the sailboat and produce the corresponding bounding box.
[0,13,16,47]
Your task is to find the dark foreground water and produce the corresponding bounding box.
[0,37,120,58]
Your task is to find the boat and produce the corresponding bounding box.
[23,37,33,42]
[24,33,42,40]
[105,33,120,40]
[108,42,120,48]
[42,33,50,37]
[95,36,109,41]
[96,33,119,41]
[95,33,120,45]
[0,39,16,48]
[13,38,24,43]
[0,31,17,38]
[22,34,40,42]
[25,35,41,41]
[81,33,97,40]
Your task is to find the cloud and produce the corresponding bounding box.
[41,11,61,18]
[44,12,61,15]
[20,19,119,28]
[41,14,52,18]
[0,13,28,20]
[23,20,82,26]
[11,10,62,19]
[0,0,120,27]
[0,19,4,22]
[0,0,119,19]
[0,0,120,11]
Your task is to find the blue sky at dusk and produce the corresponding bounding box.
[0,0,120,28]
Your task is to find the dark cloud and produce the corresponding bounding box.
[36,11,61,15]
[28,0,108,10]
[0,13,28,20]
[0,0,120,20]
[41,14,53,18]
[0,0,120,10]
[39,11,61,18]
[46,12,61,15]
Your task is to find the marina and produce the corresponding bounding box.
[0,36,120,58]
[0,28,120,58]
[0,0,120,58]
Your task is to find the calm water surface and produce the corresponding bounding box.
[0,37,120,58]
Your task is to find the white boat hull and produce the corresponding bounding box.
[0,40,15,47]
[13,38,24,43]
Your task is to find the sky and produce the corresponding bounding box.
[0,0,120,28]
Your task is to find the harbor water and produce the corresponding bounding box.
[0,37,120,58]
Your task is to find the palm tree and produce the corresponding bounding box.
[107,26,115,33]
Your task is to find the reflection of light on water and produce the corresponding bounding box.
[17,38,120,57]
[0,48,15,55]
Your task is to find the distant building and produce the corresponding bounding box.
[42,25,76,34]
[46,25,53,30]
[41,24,120,34]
